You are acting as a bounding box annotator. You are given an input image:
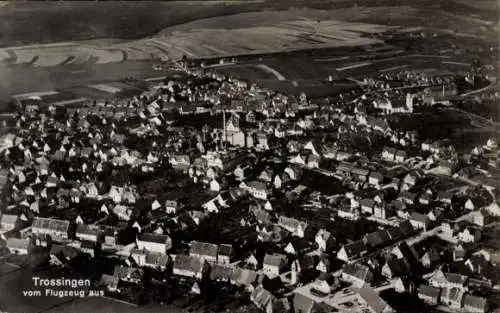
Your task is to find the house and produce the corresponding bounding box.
[78,240,96,257]
[263,253,287,278]
[364,230,391,249]
[356,287,395,313]
[421,248,441,268]
[113,266,143,284]
[217,244,233,265]
[246,254,259,270]
[409,212,430,231]
[418,285,441,305]
[284,165,303,181]
[231,267,258,287]
[172,254,208,279]
[102,226,119,247]
[209,264,234,282]
[394,150,407,163]
[165,200,180,214]
[277,216,307,238]
[190,241,219,263]
[137,233,172,254]
[99,274,120,292]
[293,293,316,313]
[144,252,170,270]
[444,273,468,289]
[259,169,274,183]
[456,227,481,244]
[381,258,409,279]
[341,263,374,287]
[440,287,465,309]
[6,237,30,255]
[462,294,489,313]
[360,199,376,215]
[472,210,491,227]
[315,229,336,252]
[284,238,310,255]
[338,206,360,221]
[307,154,321,169]
[369,172,384,186]
[437,192,453,205]
[464,199,475,211]
[244,181,270,200]
[351,167,369,182]
[0,214,20,231]
[112,205,132,221]
[75,224,100,242]
[337,240,367,262]
[250,286,276,313]
[382,147,396,162]
[49,244,80,265]
[32,217,71,241]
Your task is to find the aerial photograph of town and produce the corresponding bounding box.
[0,0,498,313]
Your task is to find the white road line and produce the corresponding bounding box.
[203,44,228,55]
[441,61,470,66]
[256,64,286,81]
[314,56,350,62]
[336,62,372,71]
[14,91,59,98]
[379,64,408,72]
[145,76,167,82]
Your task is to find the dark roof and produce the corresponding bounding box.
[264,253,287,267]
[231,267,258,286]
[190,241,218,258]
[218,244,233,257]
[364,230,390,247]
[343,263,372,282]
[357,287,391,313]
[138,233,170,244]
[209,264,234,280]
[113,265,142,279]
[445,273,468,285]
[145,252,169,267]
[342,240,367,258]
[398,220,415,236]
[50,244,79,259]
[173,254,204,273]
[293,293,315,313]
[463,294,488,310]
[76,224,100,236]
[418,284,441,299]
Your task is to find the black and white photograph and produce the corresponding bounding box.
[0,0,499,312]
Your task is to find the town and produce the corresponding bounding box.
[0,48,499,313]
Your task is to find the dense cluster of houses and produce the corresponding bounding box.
[0,59,499,313]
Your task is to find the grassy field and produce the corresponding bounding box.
[0,2,267,48]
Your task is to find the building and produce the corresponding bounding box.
[356,287,395,313]
[263,253,287,278]
[75,224,100,242]
[418,285,441,305]
[0,214,20,231]
[6,237,30,255]
[337,240,367,262]
[462,294,489,313]
[277,216,308,238]
[173,254,207,279]
[190,241,219,263]
[244,180,270,200]
[32,217,71,241]
[217,244,233,265]
[342,263,374,287]
[137,233,172,254]
[113,266,143,284]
